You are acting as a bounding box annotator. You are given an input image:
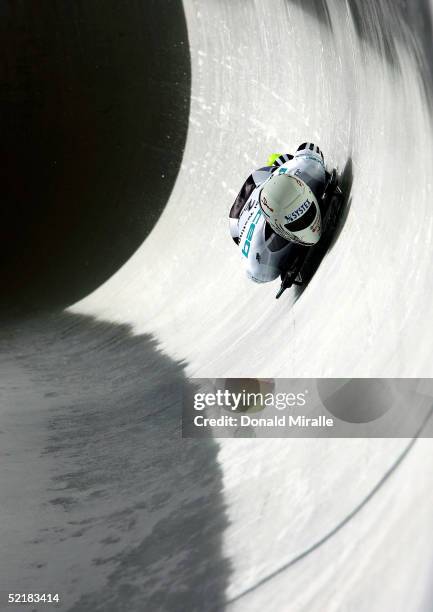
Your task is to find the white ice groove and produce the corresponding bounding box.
[71,0,433,610]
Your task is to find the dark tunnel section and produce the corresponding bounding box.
[0,1,190,315]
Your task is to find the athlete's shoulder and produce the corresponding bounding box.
[267,153,294,167]
[229,165,272,222]
[295,142,324,161]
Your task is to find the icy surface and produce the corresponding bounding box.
[12,0,433,609]
[73,0,433,379]
[70,0,433,609]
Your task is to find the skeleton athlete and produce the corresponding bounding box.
[229,142,336,288]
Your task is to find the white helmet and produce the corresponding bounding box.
[259,172,322,245]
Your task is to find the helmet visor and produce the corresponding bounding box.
[284,202,317,232]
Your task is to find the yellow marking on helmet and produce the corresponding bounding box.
[266,153,283,166]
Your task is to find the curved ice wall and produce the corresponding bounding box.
[75,0,433,378]
[2,0,433,610]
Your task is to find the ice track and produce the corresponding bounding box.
[2,1,433,610]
